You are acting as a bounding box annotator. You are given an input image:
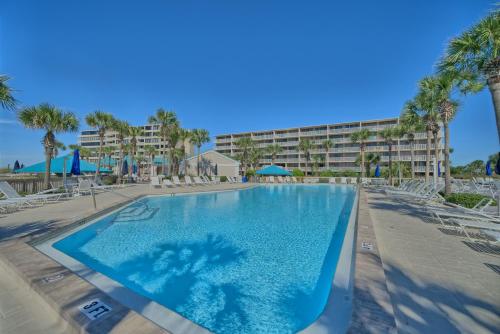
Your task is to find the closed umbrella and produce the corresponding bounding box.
[374,164,381,177]
[438,161,441,177]
[122,159,128,176]
[13,160,20,171]
[70,149,81,175]
[496,153,500,175]
[214,164,218,176]
[486,160,492,176]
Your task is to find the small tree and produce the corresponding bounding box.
[234,137,255,174]
[351,129,371,177]
[18,103,79,189]
[85,111,114,179]
[379,127,398,186]
[266,144,283,165]
[148,108,178,175]
[191,129,210,176]
[299,138,313,176]
[322,139,333,170]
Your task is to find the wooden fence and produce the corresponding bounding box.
[1,177,64,194]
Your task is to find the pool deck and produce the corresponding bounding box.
[0,184,499,333]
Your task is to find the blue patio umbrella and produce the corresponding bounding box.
[13,160,20,171]
[486,160,492,176]
[496,154,500,175]
[70,149,81,175]
[256,165,292,176]
[438,161,441,177]
[374,164,381,177]
[133,164,137,174]
[122,159,128,175]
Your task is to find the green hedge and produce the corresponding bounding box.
[292,169,304,177]
[444,193,496,208]
[220,176,228,182]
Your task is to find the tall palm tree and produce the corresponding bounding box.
[128,126,144,177]
[112,120,130,183]
[400,101,424,179]
[135,154,146,177]
[248,147,263,170]
[299,138,313,176]
[143,145,157,176]
[0,75,16,110]
[148,108,178,175]
[18,103,79,189]
[379,127,398,186]
[178,128,191,176]
[351,129,371,177]
[322,139,333,171]
[166,124,181,176]
[439,11,500,142]
[68,144,92,160]
[85,111,114,179]
[266,143,283,165]
[234,137,255,174]
[312,154,324,176]
[51,141,66,158]
[191,129,210,176]
[102,146,115,169]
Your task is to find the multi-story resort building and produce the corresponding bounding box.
[215,117,443,175]
[78,123,194,167]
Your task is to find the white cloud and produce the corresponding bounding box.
[0,118,19,125]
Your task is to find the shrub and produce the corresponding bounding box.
[245,169,256,177]
[444,193,496,208]
[319,170,335,177]
[292,168,304,177]
[102,175,117,185]
[220,176,228,182]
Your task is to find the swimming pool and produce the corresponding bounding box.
[50,185,357,333]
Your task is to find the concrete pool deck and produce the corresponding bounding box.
[0,184,498,333]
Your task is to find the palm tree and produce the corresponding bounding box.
[18,103,79,189]
[312,154,324,176]
[439,11,500,142]
[234,137,255,174]
[135,154,146,177]
[191,129,210,176]
[143,145,157,176]
[299,138,313,176]
[266,144,283,165]
[68,144,92,160]
[379,127,398,186]
[51,140,66,158]
[166,124,181,176]
[400,101,424,179]
[351,129,371,177]
[112,120,130,183]
[0,75,16,110]
[322,139,333,171]
[102,146,115,169]
[367,153,381,177]
[128,126,144,177]
[248,147,263,171]
[85,111,114,179]
[148,108,178,175]
[178,128,191,176]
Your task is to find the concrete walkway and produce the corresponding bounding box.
[0,260,73,334]
[366,189,500,334]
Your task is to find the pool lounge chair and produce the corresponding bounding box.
[162,179,175,188]
[277,176,284,183]
[340,177,347,184]
[184,176,195,186]
[269,176,275,183]
[172,176,184,186]
[329,178,336,184]
[0,181,68,203]
[291,177,298,183]
[150,176,161,188]
[349,177,357,184]
[285,176,291,183]
[193,176,206,186]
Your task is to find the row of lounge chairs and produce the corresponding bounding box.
[151,175,240,188]
[384,179,500,246]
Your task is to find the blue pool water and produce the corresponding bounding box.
[54,185,356,333]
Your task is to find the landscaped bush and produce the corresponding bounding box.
[444,193,496,208]
[245,169,256,177]
[102,175,117,185]
[319,170,335,177]
[220,176,228,182]
[292,168,304,177]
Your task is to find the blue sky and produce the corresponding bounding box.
[0,0,497,167]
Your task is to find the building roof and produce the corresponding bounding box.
[185,150,239,165]
[15,155,111,174]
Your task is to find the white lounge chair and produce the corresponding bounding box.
[184,176,195,186]
[0,181,67,203]
[350,177,357,184]
[329,178,336,184]
[269,176,275,183]
[172,176,184,186]
[277,176,284,183]
[291,177,298,183]
[340,177,347,184]
[193,176,206,186]
[150,176,161,188]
